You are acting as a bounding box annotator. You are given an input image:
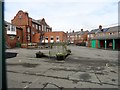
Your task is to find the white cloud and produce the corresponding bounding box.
[4,0,118,31]
[4,0,119,3]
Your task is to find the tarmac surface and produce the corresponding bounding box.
[6,45,119,89]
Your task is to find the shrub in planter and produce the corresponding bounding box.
[36,51,44,58]
[56,53,66,60]
[66,49,71,55]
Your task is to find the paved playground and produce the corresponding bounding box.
[6,45,119,89]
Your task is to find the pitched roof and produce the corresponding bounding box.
[106,26,119,33]
[96,28,109,33]
[67,30,88,36]
[92,33,120,40]
[88,29,98,34]
[32,19,40,24]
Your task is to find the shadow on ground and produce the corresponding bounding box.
[5,52,18,59]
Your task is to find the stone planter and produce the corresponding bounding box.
[36,51,44,58]
[66,49,71,55]
[56,53,66,60]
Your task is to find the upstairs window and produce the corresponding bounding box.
[36,25,38,30]
[7,25,10,31]
[11,25,16,31]
[27,27,30,32]
[39,26,41,30]
[32,23,35,28]
[19,15,22,19]
[50,36,54,40]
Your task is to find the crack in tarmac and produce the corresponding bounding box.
[7,70,119,87]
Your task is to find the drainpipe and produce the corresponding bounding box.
[113,39,115,50]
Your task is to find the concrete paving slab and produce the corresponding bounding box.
[43,70,75,79]
[7,65,30,73]
[29,75,76,88]
[97,72,118,86]
[75,81,118,88]
[7,72,40,88]
[68,72,100,83]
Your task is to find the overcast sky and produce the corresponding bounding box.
[4,0,119,32]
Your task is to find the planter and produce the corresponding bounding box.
[56,53,66,60]
[66,49,71,55]
[36,51,44,58]
[56,55,65,60]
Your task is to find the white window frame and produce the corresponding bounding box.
[27,27,30,32]
[39,26,41,30]
[27,35,30,40]
[32,23,35,28]
[36,24,38,30]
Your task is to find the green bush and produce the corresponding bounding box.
[56,53,66,60]
[66,49,71,55]
[36,51,44,58]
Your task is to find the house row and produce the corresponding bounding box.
[88,25,120,50]
[67,29,88,45]
[5,10,67,48]
[67,25,120,50]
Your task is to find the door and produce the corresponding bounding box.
[91,40,96,48]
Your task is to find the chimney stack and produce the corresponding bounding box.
[81,29,83,32]
[24,11,28,16]
[99,25,102,31]
[72,30,74,33]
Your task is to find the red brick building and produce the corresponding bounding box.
[42,31,67,44]
[11,10,52,46]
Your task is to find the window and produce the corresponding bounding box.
[27,35,30,40]
[39,26,41,30]
[36,25,38,30]
[27,27,30,32]
[87,35,89,38]
[45,37,48,40]
[19,15,22,19]
[17,36,20,40]
[109,33,114,35]
[11,25,16,31]
[10,36,15,39]
[56,36,59,40]
[7,25,10,31]
[32,23,34,27]
[51,36,54,40]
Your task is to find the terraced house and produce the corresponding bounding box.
[89,25,120,50]
[67,29,88,46]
